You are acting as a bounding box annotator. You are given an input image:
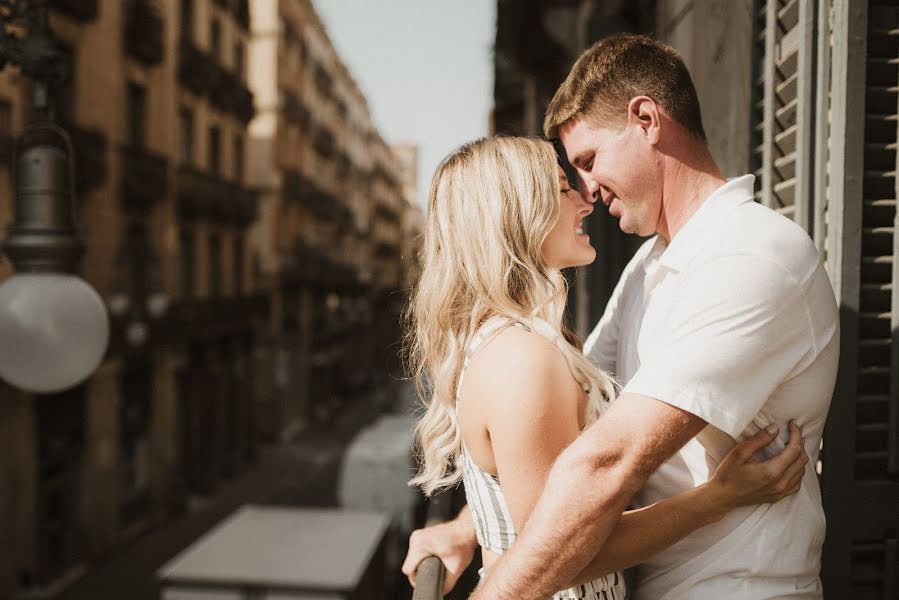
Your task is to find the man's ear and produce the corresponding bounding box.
[627,96,661,145]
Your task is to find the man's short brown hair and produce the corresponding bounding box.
[544,34,706,141]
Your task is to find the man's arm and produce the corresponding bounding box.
[471,393,706,599]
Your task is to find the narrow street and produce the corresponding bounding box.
[57,392,391,600]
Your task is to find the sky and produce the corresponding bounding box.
[311,0,496,210]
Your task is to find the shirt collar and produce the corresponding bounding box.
[656,174,756,272]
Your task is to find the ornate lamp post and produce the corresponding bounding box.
[0,0,109,393]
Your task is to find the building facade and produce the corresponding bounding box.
[494,1,898,597]
[0,1,420,598]
[247,0,419,441]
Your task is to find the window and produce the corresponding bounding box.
[234,41,244,80]
[178,106,194,164]
[35,387,86,582]
[179,228,195,299]
[0,98,12,137]
[120,363,152,526]
[53,45,76,127]
[208,233,222,297]
[233,133,244,183]
[208,125,221,174]
[126,82,147,148]
[210,18,221,61]
[181,0,193,41]
[233,236,244,296]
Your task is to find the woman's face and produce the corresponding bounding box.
[541,166,596,269]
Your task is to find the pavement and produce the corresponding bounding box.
[54,386,396,600]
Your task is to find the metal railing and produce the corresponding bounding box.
[412,491,454,600]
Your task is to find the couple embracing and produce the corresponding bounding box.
[402,33,838,600]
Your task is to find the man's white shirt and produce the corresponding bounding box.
[584,175,839,599]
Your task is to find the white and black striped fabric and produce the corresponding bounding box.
[455,317,628,600]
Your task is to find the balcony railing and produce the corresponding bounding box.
[412,493,455,600]
[179,39,254,122]
[177,166,257,226]
[313,124,334,159]
[70,125,107,193]
[51,0,99,22]
[178,38,220,95]
[235,0,250,29]
[124,0,164,66]
[283,90,306,126]
[121,144,168,211]
[281,168,353,224]
[165,293,268,340]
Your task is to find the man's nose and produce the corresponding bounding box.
[580,177,599,203]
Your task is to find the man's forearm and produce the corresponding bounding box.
[471,435,641,599]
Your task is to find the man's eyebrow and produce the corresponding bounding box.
[571,151,592,168]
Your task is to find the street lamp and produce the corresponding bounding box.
[0,0,109,393]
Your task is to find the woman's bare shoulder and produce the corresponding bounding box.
[462,324,579,415]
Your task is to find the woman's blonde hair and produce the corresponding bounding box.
[405,136,617,496]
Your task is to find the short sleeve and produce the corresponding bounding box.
[622,254,813,437]
[584,238,655,377]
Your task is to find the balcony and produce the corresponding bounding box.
[177,166,257,226]
[51,0,99,22]
[178,38,220,96]
[314,63,332,98]
[232,84,255,124]
[281,169,352,224]
[124,0,164,66]
[0,131,12,163]
[69,125,107,193]
[166,293,268,340]
[313,124,334,159]
[282,90,306,126]
[235,0,250,30]
[121,144,168,212]
[374,200,400,223]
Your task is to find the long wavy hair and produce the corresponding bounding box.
[405,136,617,496]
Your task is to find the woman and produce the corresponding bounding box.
[405,137,806,598]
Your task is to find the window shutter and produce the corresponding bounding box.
[751,0,816,231]
[821,1,899,597]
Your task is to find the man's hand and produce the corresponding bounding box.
[402,506,478,594]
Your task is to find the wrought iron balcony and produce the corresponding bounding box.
[374,240,400,259]
[281,168,352,224]
[178,38,220,96]
[374,200,401,223]
[313,124,334,158]
[0,131,12,163]
[235,0,250,30]
[120,144,168,212]
[177,166,257,226]
[282,90,306,126]
[314,62,332,98]
[69,125,107,193]
[232,84,255,123]
[124,0,164,66]
[166,293,268,339]
[51,0,99,22]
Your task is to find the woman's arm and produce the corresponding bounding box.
[462,326,583,532]
[570,421,808,585]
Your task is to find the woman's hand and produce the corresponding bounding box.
[704,421,808,519]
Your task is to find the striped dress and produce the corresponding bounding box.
[456,317,628,600]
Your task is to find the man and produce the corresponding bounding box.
[403,34,838,599]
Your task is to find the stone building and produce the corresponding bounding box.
[247,0,419,439]
[0,1,419,598]
[494,1,897,597]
